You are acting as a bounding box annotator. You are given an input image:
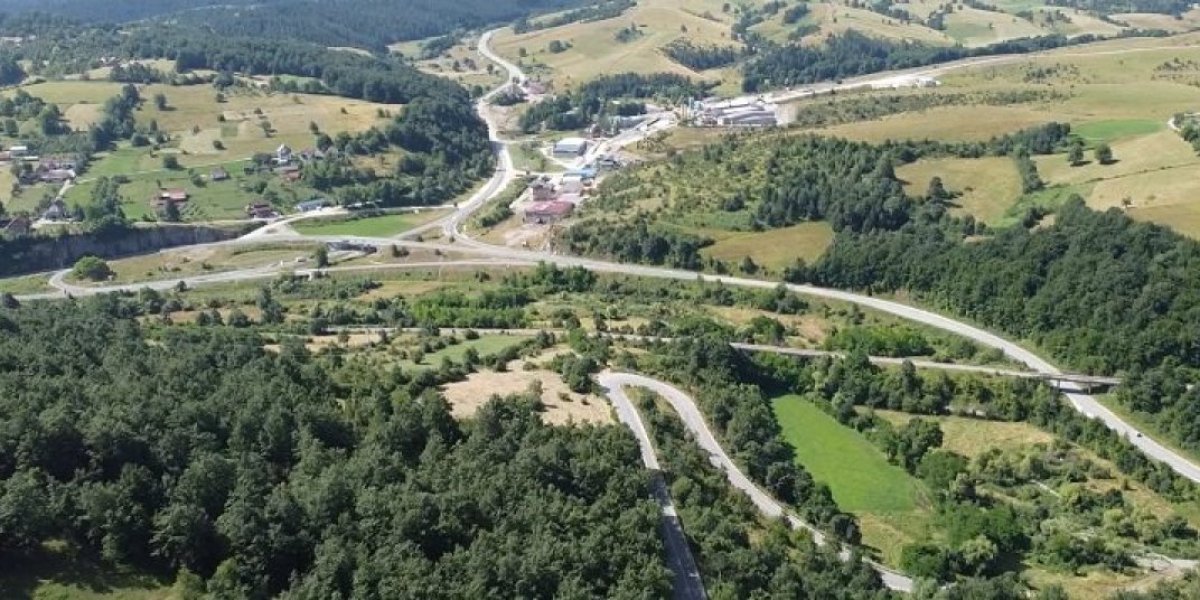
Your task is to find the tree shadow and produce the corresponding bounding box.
[0,542,170,599]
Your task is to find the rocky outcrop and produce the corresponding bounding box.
[0,224,256,277]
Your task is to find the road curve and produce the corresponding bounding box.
[601,372,708,600]
[597,371,915,593]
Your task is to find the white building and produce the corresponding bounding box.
[553,137,589,157]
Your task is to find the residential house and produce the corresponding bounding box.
[151,189,189,211]
[523,200,574,224]
[41,155,80,171]
[38,168,75,184]
[41,198,69,221]
[275,144,294,165]
[210,167,230,181]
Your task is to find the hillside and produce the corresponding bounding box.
[0,0,595,50]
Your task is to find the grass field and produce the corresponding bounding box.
[698,221,835,268]
[873,410,1055,458]
[1072,119,1162,143]
[65,158,278,221]
[810,4,955,46]
[772,395,932,564]
[897,156,1023,225]
[14,80,399,169]
[491,0,740,88]
[943,7,1043,47]
[772,396,923,513]
[292,211,449,237]
[0,272,53,295]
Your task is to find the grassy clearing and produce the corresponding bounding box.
[809,3,955,46]
[1072,119,1162,143]
[292,211,449,237]
[772,395,923,512]
[16,80,398,169]
[943,7,1043,47]
[81,244,316,285]
[698,221,835,268]
[772,395,932,565]
[897,156,1023,225]
[66,158,275,221]
[873,410,1055,459]
[491,0,739,88]
[0,272,53,295]
[816,104,1052,143]
[399,335,529,371]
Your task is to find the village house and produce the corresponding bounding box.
[274,144,294,165]
[150,189,189,211]
[38,168,76,184]
[41,155,80,171]
[523,200,574,225]
[278,165,302,183]
[210,167,230,181]
[41,198,69,221]
[530,178,557,202]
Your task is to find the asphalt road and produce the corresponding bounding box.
[598,371,915,593]
[600,372,708,600]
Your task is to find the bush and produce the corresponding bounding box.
[71,256,114,282]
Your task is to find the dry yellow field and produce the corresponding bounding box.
[700,221,835,268]
[943,7,1043,47]
[811,3,955,46]
[816,104,1053,143]
[442,351,613,426]
[491,0,740,88]
[897,156,1023,224]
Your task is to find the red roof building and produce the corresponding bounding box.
[523,200,574,224]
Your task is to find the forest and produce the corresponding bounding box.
[808,199,1200,455]
[564,125,1072,269]
[0,298,670,597]
[1,0,594,51]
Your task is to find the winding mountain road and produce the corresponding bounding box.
[598,371,915,592]
[601,372,708,600]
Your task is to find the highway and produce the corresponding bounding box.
[598,372,915,593]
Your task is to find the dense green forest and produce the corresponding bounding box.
[0,298,670,597]
[0,0,593,51]
[810,199,1200,456]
